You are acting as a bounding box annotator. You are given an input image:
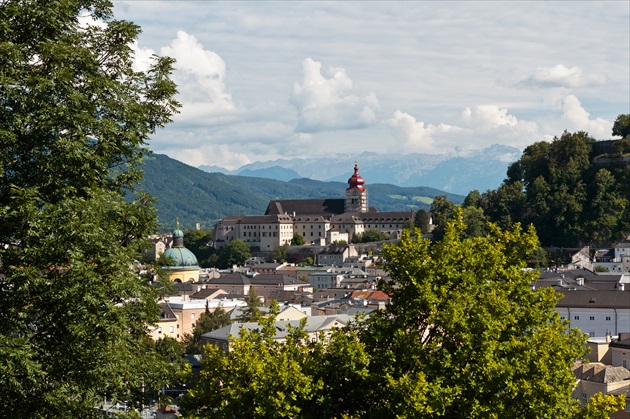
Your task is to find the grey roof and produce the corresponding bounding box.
[190,288,226,299]
[267,290,314,304]
[203,314,356,342]
[573,363,630,383]
[250,274,311,286]
[265,199,345,217]
[293,215,331,222]
[208,272,252,286]
[535,269,624,291]
[330,211,413,224]
[238,214,294,223]
[609,337,630,349]
[614,242,630,249]
[158,302,178,320]
[555,290,630,308]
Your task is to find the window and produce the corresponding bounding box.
[582,394,588,406]
[623,360,627,368]
[589,316,595,321]
[626,402,630,413]
[606,316,611,321]
[574,316,580,320]
[589,332,595,337]
[169,326,174,333]
[560,316,565,320]
[191,313,195,319]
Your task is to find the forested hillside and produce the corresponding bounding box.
[454,115,630,247]
[139,154,463,231]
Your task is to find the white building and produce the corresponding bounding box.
[555,290,630,338]
[213,164,414,250]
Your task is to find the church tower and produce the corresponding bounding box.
[345,163,368,213]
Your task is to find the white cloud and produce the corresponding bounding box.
[112,1,627,171]
[560,94,611,138]
[387,111,440,153]
[157,142,251,171]
[130,41,156,73]
[461,106,518,129]
[160,31,236,116]
[518,64,606,89]
[387,106,543,155]
[290,58,380,133]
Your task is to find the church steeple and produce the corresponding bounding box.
[345,162,368,213]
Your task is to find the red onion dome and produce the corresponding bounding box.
[346,163,365,192]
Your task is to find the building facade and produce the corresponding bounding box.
[212,164,413,250]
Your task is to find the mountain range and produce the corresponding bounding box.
[198,144,519,195]
[139,154,465,232]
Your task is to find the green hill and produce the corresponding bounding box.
[138,154,463,231]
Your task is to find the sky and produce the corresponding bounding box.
[111,1,630,170]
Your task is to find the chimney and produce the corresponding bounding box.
[620,283,625,291]
[576,277,584,286]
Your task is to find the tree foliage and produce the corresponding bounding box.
[612,113,630,139]
[183,305,232,354]
[478,126,630,246]
[573,393,626,419]
[353,228,390,243]
[184,229,217,267]
[182,210,594,418]
[291,233,305,246]
[0,0,179,416]
[414,208,431,234]
[237,287,264,323]
[217,238,251,268]
[429,195,456,241]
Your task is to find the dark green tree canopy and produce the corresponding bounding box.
[354,228,390,243]
[291,232,305,246]
[478,125,630,246]
[413,208,431,234]
[612,113,630,139]
[0,0,178,416]
[237,287,263,322]
[184,229,217,267]
[217,238,251,268]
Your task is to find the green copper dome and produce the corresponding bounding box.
[163,246,199,268]
[163,227,199,268]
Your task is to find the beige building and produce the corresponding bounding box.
[572,362,630,418]
[212,164,414,250]
[167,297,246,340]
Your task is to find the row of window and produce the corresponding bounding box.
[243,225,290,230]
[561,316,612,321]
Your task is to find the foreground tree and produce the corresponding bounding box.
[0,1,178,417]
[361,209,587,417]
